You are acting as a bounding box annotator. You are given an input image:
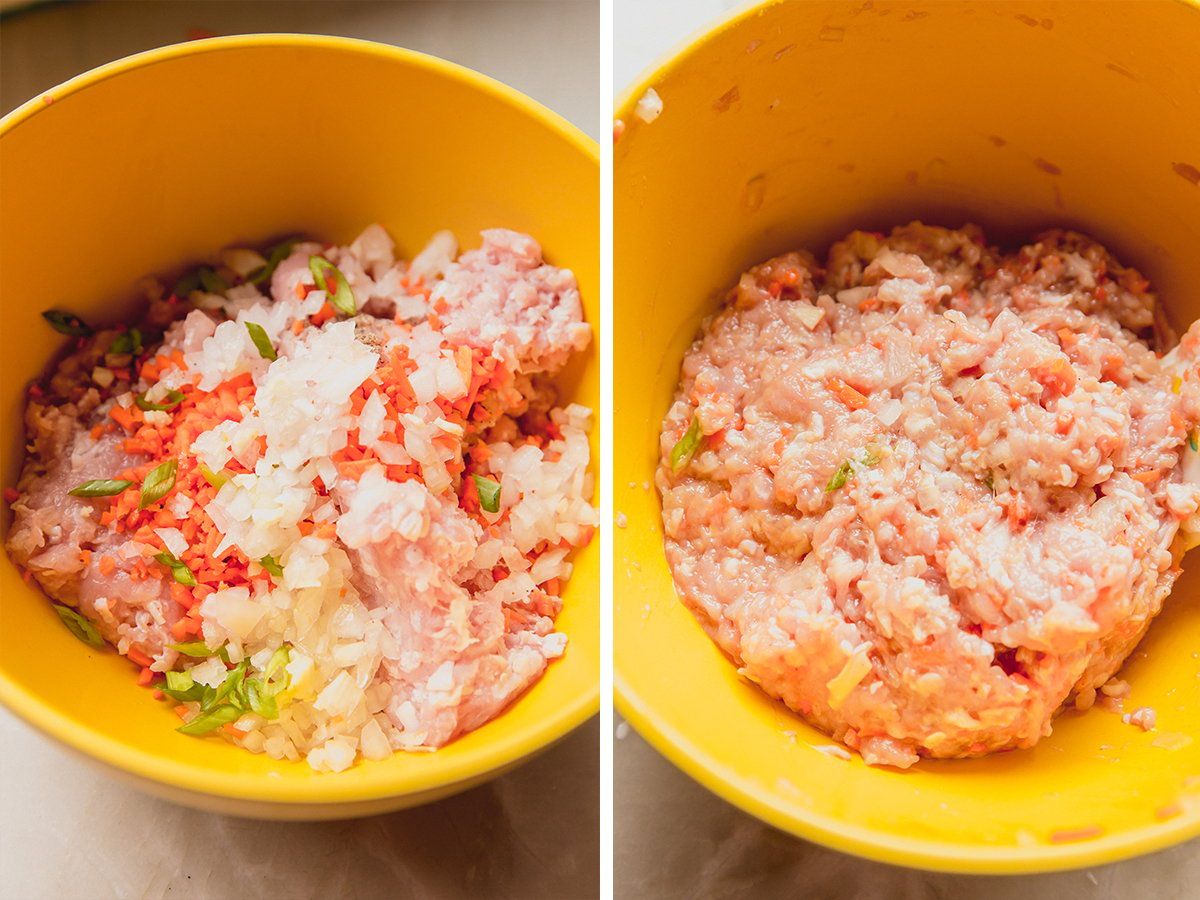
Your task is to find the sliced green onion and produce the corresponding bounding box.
[825,460,853,493]
[259,555,283,577]
[134,388,185,412]
[472,474,502,513]
[308,256,357,316]
[264,645,291,694]
[139,458,177,509]
[247,681,279,719]
[154,550,196,587]
[247,237,300,285]
[198,267,229,294]
[670,416,702,473]
[108,328,143,356]
[172,268,203,299]
[68,479,132,498]
[245,321,277,361]
[176,704,241,735]
[170,641,217,657]
[1190,430,1198,453]
[165,670,194,693]
[205,659,248,710]
[198,464,229,490]
[860,447,883,467]
[42,310,93,337]
[52,604,105,648]
[983,473,995,493]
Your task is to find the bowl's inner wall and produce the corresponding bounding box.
[615,0,1200,871]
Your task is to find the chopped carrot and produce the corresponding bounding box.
[99,555,117,577]
[137,666,154,686]
[127,647,153,667]
[825,377,869,410]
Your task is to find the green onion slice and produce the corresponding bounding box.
[170,641,217,657]
[259,555,283,577]
[472,474,502,513]
[245,321,277,361]
[172,268,203,299]
[308,256,357,316]
[52,604,105,648]
[825,460,853,493]
[134,388,185,412]
[670,416,702,473]
[108,328,143,356]
[860,448,882,467]
[264,646,291,694]
[198,267,229,294]
[176,704,241,736]
[154,550,197,587]
[165,670,194,693]
[198,464,229,490]
[139,458,177,509]
[247,237,300,285]
[42,310,93,337]
[206,659,249,710]
[1190,430,1198,453]
[68,479,133,498]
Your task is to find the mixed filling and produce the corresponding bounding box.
[658,222,1199,768]
[6,226,596,772]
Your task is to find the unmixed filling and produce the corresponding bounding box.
[7,226,596,772]
[658,222,1199,768]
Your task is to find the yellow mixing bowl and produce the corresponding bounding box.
[615,0,1200,873]
[0,35,599,819]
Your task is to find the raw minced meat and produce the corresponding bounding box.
[6,226,597,771]
[658,222,1200,768]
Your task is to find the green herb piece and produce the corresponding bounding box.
[472,474,502,513]
[825,460,853,493]
[198,464,229,490]
[165,670,194,693]
[199,267,229,294]
[670,416,702,473]
[247,237,300,285]
[172,268,203,299]
[52,604,105,648]
[154,550,197,587]
[134,388,185,412]
[68,479,133,498]
[246,680,279,719]
[1190,430,1198,453]
[108,328,143,356]
[171,641,217,657]
[259,555,283,577]
[176,704,241,736]
[139,458,177,509]
[983,473,995,493]
[205,659,249,711]
[264,646,290,694]
[42,310,93,337]
[860,447,882,467]
[308,256,357,315]
[245,321,277,361]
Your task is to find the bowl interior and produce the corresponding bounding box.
[0,35,599,816]
[615,0,1200,872]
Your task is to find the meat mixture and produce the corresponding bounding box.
[658,222,1200,768]
[6,226,596,771]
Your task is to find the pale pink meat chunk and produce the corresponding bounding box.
[436,229,590,374]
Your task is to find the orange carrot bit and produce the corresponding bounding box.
[173,705,190,720]
[291,319,306,336]
[151,689,165,700]
[170,618,192,641]
[1131,470,1160,485]
[310,302,336,327]
[90,423,105,441]
[825,377,869,410]
[98,555,117,577]
[127,647,153,667]
[79,549,93,567]
[137,666,155,686]
[222,722,251,738]
[170,581,196,610]
[109,405,139,433]
[543,577,561,596]
[297,520,315,537]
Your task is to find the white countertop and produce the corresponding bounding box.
[0,3,597,898]
[612,0,1199,896]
